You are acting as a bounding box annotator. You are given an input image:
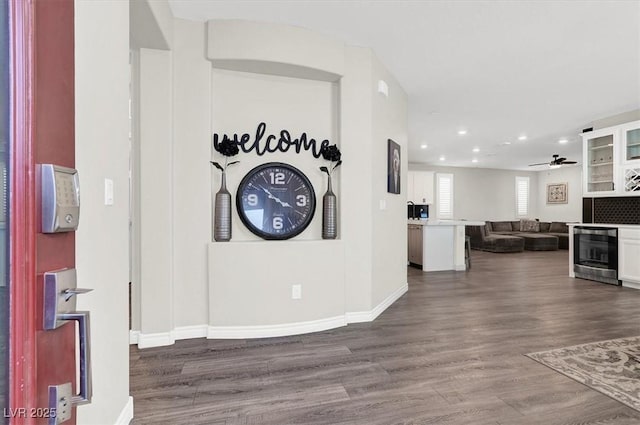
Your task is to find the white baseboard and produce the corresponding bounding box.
[132,325,209,348]
[346,283,408,323]
[114,396,134,425]
[137,331,174,349]
[207,315,347,339]
[622,280,640,290]
[133,284,408,343]
[129,330,140,345]
[172,325,208,340]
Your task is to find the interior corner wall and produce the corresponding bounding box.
[74,0,131,423]
[536,165,582,222]
[341,46,374,314]
[370,54,408,306]
[138,48,174,336]
[408,164,539,221]
[171,19,210,328]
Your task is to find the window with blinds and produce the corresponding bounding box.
[437,173,454,219]
[515,176,529,217]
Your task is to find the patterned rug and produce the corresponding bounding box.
[526,336,640,412]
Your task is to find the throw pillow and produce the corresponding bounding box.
[549,222,568,233]
[539,222,551,232]
[520,219,540,232]
[492,221,512,232]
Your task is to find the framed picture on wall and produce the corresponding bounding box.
[547,182,568,204]
[387,139,400,194]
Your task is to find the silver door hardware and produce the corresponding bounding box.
[43,269,93,405]
[48,383,72,425]
[39,164,80,233]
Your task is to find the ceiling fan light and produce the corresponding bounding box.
[549,164,562,169]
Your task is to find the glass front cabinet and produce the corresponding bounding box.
[582,120,640,197]
[583,127,618,195]
[621,121,640,194]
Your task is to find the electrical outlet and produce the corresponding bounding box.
[291,284,302,300]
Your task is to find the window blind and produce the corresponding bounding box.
[437,173,453,219]
[516,176,529,217]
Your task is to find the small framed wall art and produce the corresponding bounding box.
[387,139,401,194]
[547,182,568,204]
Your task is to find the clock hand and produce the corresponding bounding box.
[258,185,293,208]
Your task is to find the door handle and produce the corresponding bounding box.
[58,311,92,404]
[63,287,93,302]
[43,269,93,408]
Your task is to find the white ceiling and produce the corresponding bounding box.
[168,0,640,171]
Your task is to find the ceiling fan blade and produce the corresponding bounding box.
[560,160,577,164]
[556,157,567,162]
[528,162,549,166]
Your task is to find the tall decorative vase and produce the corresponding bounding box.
[214,170,232,242]
[322,174,337,239]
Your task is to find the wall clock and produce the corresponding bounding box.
[236,162,316,240]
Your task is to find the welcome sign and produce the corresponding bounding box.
[213,122,331,158]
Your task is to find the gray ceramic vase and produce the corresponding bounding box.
[214,170,232,242]
[322,174,337,239]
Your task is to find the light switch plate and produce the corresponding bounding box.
[104,178,114,205]
[379,200,386,210]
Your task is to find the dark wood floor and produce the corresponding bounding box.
[130,250,640,424]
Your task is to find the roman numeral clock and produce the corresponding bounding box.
[236,162,316,240]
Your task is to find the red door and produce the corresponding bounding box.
[9,1,80,424]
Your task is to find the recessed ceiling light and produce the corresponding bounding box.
[420,144,427,149]
[458,130,467,135]
[558,139,568,144]
[503,141,512,145]
[472,147,480,153]
[439,156,446,161]
[518,135,527,141]
[472,158,478,163]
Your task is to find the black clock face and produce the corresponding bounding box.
[236,162,316,240]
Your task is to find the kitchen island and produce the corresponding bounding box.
[408,219,485,272]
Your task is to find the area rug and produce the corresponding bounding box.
[526,336,640,412]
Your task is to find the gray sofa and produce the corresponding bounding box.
[466,220,569,253]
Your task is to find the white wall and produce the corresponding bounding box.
[408,164,539,221]
[75,0,132,423]
[537,165,582,222]
[341,46,373,314]
[133,18,408,342]
[171,19,211,328]
[138,48,174,336]
[371,54,408,306]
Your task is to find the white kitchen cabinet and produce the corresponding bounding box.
[582,126,618,196]
[407,171,434,204]
[619,228,640,285]
[582,120,640,196]
[621,121,640,194]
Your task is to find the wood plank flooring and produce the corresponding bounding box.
[130,250,640,424]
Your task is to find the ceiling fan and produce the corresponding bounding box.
[529,154,578,167]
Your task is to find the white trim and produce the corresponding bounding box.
[131,325,208,347]
[114,396,134,425]
[622,280,640,290]
[137,331,174,349]
[346,283,408,323]
[134,285,408,343]
[207,315,347,339]
[172,325,208,340]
